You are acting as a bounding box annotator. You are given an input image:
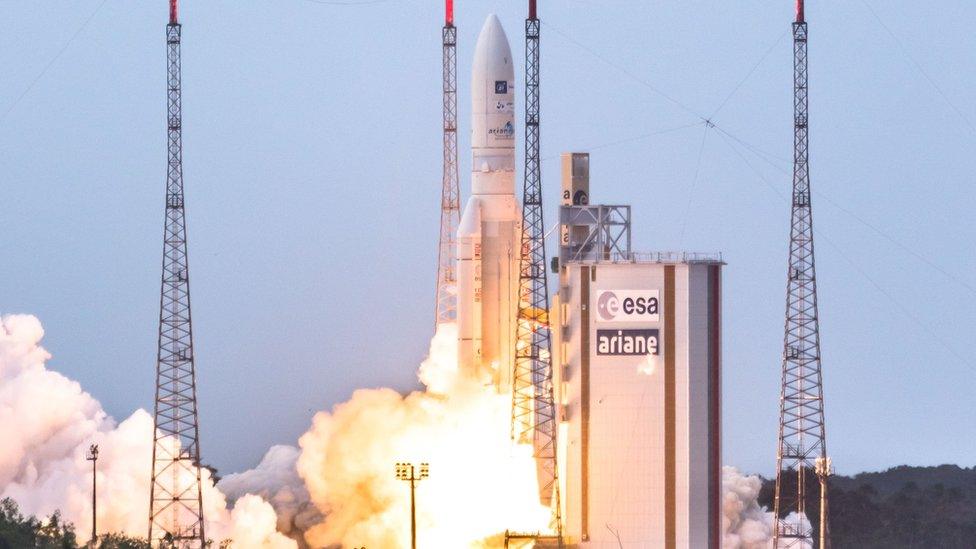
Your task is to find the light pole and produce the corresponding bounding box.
[395,462,429,549]
[86,444,99,548]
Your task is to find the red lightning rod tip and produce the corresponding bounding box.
[446,0,453,26]
[796,0,804,23]
[529,0,537,20]
[170,0,178,24]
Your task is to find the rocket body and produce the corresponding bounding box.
[457,15,520,391]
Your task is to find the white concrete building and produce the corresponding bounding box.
[552,154,723,548]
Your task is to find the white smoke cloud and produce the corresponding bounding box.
[219,445,322,542]
[0,314,295,548]
[294,323,553,548]
[721,467,814,549]
[722,466,775,548]
[226,494,301,549]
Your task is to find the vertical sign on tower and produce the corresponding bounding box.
[560,152,590,250]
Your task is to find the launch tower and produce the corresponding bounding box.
[511,0,561,526]
[149,1,207,546]
[772,1,832,547]
[435,0,460,327]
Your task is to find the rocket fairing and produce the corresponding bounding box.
[457,14,521,391]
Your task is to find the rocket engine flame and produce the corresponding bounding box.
[296,322,553,548]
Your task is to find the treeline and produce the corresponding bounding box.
[758,465,976,548]
[0,497,148,549]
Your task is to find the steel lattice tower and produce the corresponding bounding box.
[435,0,460,326]
[149,1,206,546]
[773,1,831,547]
[511,0,562,537]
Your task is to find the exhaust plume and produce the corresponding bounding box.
[219,445,322,542]
[295,323,553,548]
[2,313,796,549]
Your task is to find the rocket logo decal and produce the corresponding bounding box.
[495,101,514,113]
[488,121,515,139]
[494,80,508,94]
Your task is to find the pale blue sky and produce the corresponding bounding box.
[1,1,974,476]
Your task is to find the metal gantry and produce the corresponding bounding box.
[435,0,460,327]
[773,1,831,547]
[557,204,632,264]
[149,2,207,546]
[511,0,562,540]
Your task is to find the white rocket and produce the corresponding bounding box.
[457,14,521,391]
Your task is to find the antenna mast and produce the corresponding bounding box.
[435,0,461,327]
[773,1,831,547]
[149,1,207,545]
[512,0,562,539]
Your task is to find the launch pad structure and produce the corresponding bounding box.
[772,1,832,547]
[149,1,207,546]
[435,0,460,328]
[511,0,563,530]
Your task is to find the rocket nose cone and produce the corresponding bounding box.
[483,13,503,33]
[473,14,513,80]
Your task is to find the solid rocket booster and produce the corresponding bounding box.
[457,15,520,391]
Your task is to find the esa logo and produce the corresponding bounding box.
[596,290,660,322]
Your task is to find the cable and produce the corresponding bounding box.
[859,0,976,135]
[540,121,701,162]
[714,129,788,201]
[1,0,110,123]
[816,228,975,374]
[813,189,976,298]
[716,130,974,372]
[678,123,711,246]
[544,20,795,173]
[720,124,976,299]
[712,124,791,170]
[549,14,975,304]
[542,21,703,122]
[709,29,789,120]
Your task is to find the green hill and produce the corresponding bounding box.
[759,465,976,548]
